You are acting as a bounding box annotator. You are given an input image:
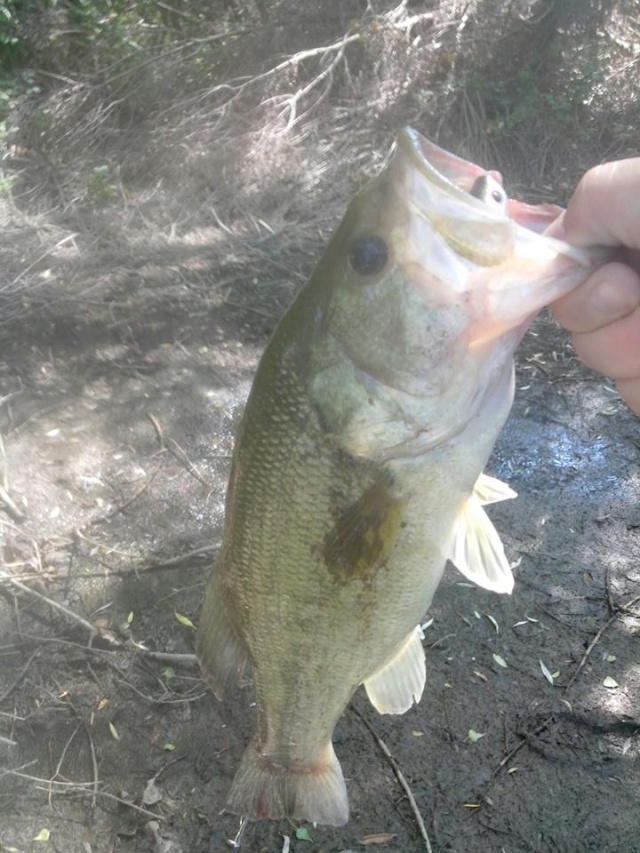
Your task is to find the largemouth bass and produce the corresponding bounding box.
[197,129,603,826]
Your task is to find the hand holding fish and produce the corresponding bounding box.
[548,158,640,413]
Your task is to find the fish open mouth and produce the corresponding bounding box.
[395,128,507,212]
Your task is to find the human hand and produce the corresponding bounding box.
[547,158,640,413]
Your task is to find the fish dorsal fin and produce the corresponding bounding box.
[449,473,517,594]
[364,626,426,715]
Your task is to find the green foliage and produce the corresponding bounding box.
[0,1,27,69]
[87,163,118,204]
[0,1,220,77]
[476,59,605,140]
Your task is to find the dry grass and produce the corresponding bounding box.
[0,0,638,340]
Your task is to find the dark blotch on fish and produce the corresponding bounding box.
[323,476,405,582]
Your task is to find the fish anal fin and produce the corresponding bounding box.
[196,566,250,699]
[226,739,349,827]
[364,626,426,715]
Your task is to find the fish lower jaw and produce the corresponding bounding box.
[226,739,349,826]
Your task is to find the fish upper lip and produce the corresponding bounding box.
[396,128,509,222]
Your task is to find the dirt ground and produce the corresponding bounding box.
[0,242,638,853]
[0,3,639,852]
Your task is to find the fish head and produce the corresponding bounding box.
[306,128,605,458]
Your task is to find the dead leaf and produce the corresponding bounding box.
[539,659,554,685]
[359,834,397,845]
[492,653,508,668]
[143,778,163,805]
[603,676,619,689]
[485,614,499,633]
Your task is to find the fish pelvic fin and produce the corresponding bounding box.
[364,625,426,714]
[450,472,517,594]
[226,739,349,827]
[196,565,249,699]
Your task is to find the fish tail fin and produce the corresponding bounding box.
[226,739,349,827]
[196,566,249,699]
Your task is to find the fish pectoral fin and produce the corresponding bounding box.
[196,566,250,699]
[450,489,514,594]
[364,626,426,715]
[474,472,517,505]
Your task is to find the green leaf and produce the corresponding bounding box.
[175,612,195,629]
[34,829,50,841]
[295,826,312,842]
[467,729,485,743]
[162,667,175,679]
[492,653,508,668]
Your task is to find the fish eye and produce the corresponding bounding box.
[491,189,505,204]
[348,235,388,276]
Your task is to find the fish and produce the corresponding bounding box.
[196,128,605,827]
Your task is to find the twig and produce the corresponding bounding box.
[274,32,360,130]
[148,412,165,448]
[86,722,100,809]
[6,770,162,819]
[0,573,97,639]
[163,32,361,129]
[0,647,40,705]
[166,437,211,487]
[352,705,433,853]
[99,469,158,521]
[141,545,216,569]
[489,717,553,781]
[0,434,26,523]
[140,650,198,665]
[48,721,83,808]
[604,565,615,614]
[0,484,27,523]
[564,594,640,691]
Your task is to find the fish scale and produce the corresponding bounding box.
[196,128,607,827]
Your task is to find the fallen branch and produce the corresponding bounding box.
[0,573,98,639]
[6,769,162,820]
[352,705,433,853]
